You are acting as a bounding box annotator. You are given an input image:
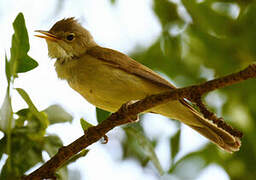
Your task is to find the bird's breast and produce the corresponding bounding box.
[55,54,167,112]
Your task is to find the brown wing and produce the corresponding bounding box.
[87,46,200,113]
[87,46,176,89]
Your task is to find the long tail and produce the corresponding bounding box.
[152,100,241,152]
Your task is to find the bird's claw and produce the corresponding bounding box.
[101,135,109,144]
[120,100,139,123]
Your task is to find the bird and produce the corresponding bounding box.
[35,17,241,152]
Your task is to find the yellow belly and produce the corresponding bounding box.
[66,57,168,112]
[55,54,193,123]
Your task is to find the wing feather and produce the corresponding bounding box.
[87,46,175,89]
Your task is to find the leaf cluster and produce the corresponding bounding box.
[0,13,73,179]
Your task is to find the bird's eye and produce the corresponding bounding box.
[66,34,74,41]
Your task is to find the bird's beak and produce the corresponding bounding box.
[34,30,58,41]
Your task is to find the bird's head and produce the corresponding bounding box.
[35,17,96,60]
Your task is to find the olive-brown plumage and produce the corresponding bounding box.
[36,18,241,152]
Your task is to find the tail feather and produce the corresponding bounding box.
[188,118,241,152]
[182,100,241,152]
[153,100,241,152]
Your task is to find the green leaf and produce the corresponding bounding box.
[181,0,234,36]
[96,108,110,124]
[80,118,93,131]
[44,105,73,125]
[44,135,63,157]
[16,88,46,122]
[123,124,150,167]
[170,129,181,165]
[15,108,30,127]
[16,88,48,130]
[16,55,38,73]
[153,0,181,28]
[15,108,47,139]
[9,13,38,77]
[0,88,13,132]
[160,32,181,58]
[0,88,13,173]
[0,133,43,179]
[5,54,11,84]
[125,127,164,175]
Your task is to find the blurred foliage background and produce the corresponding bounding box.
[125,1,256,179]
[1,0,256,179]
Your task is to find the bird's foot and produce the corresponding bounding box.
[120,100,139,123]
[101,134,109,144]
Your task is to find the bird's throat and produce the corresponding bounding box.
[47,40,74,61]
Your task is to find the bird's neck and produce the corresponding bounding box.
[56,55,79,64]
[54,56,78,81]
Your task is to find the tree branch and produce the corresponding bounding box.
[23,64,256,180]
